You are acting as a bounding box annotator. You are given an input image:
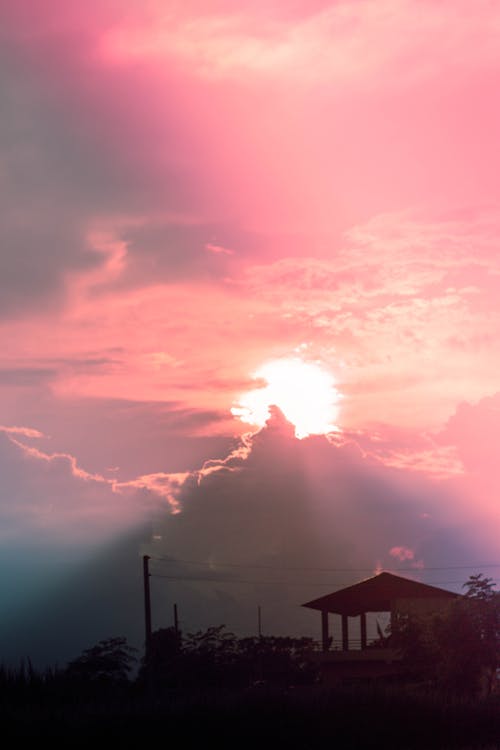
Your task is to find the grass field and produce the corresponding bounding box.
[2,679,500,748]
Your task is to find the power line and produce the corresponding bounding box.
[151,574,328,586]
[150,555,500,574]
[149,573,493,588]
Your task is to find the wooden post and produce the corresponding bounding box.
[342,613,349,651]
[174,603,179,635]
[143,555,152,654]
[321,610,329,652]
[360,612,367,650]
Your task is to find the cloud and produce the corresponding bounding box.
[1,0,499,665]
[437,392,500,474]
[0,386,250,528]
[0,419,200,665]
[0,358,123,392]
[0,393,234,480]
[244,210,500,428]
[206,243,234,256]
[390,546,415,561]
[342,427,464,480]
[0,424,44,438]
[115,221,244,286]
[3,0,500,325]
[433,392,500,534]
[0,403,495,662]
[2,206,499,438]
[0,53,107,317]
[0,431,164,544]
[98,1,500,87]
[145,409,489,636]
[0,20,207,315]
[0,367,58,387]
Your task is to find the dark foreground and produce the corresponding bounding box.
[2,683,500,748]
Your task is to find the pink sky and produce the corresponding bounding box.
[2,1,500,654]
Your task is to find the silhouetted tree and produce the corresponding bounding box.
[178,625,241,688]
[449,575,499,692]
[139,626,318,690]
[391,574,500,696]
[139,627,183,689]
[238,635,318,686]
[65,637,137,686]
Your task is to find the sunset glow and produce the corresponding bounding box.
[2,0,500,667]
[231,359,340,438]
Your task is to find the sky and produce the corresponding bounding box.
[2,0,500,665]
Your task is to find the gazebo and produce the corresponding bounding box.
[303,571,459,652]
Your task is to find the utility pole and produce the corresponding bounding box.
[174,603,179,636]
[143,555,152,654]
[257,604,264,683]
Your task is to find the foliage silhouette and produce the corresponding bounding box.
[391,573,500,696]
[1,600,500,746]
[64,636,137,686]
[139,625,318,690]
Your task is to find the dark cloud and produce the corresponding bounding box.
[48,356,121,369]
[0,394,233,479]
[147,409,485,638]
[0,53,104,316]
[117,222,260,286]
[0,427,166,664]
[116,222,336,290]
[0,426,163,667]
[0,358,121,389]
[0,41,248,316]
[0,407,492,666]
[0,38,190,316]
[0,7,333,316]
[0,367,57,386]
[0,432,155,543]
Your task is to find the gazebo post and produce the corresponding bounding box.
[321,610,329,652]
[360,612,367,650]
[341,613,349,651]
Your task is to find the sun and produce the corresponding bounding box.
[231,358,340,438]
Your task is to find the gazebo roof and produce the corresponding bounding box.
[302,571,459,616]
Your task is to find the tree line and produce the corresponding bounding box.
[1,574,499,700]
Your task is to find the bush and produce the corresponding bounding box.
[391,574,500,696]
[64,637,137,686]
